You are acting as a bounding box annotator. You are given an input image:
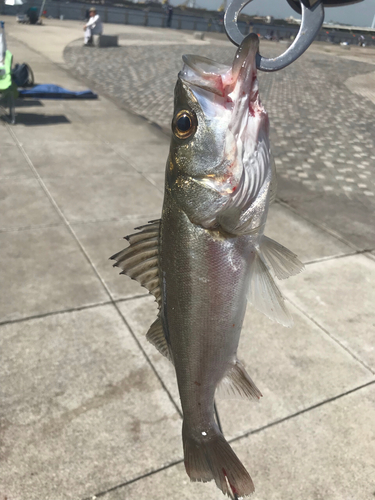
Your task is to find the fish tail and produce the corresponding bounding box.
[182,421,254,497]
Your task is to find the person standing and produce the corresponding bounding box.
[83,7,103,46]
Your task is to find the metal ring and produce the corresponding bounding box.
[224,0,324,72]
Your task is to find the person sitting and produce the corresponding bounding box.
[83,8,103,46]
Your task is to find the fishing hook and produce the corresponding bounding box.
[224,0,324,71]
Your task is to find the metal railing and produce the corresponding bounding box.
[2,0,374,46]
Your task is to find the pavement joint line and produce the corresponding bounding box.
[229,379,375,445]
[275,199,362,252]
[81,379,375,500]
[6,124,182,420]
[81,459,184,500]
[69,214,161,226]
[115,293,150,303]
[0,213,161,233]
[0,301,113,327]
[0,293,151,328]
[112,302,183,418]
[284,294,375,375]
[304,247,375,266]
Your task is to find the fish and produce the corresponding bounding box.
[111,33,303,497]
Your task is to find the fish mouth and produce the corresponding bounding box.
[180,34,260,105]
[180,34,266,146]
[179,34,268,201]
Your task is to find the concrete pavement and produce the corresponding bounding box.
[1,16,374,500]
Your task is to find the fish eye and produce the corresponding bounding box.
[172,110,197,140]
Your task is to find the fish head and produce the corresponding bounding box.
[167,34,271,232]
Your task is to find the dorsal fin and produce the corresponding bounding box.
[110,220,161,307]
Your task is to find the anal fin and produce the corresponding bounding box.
[217,359,262,401]
[146,317,172,363]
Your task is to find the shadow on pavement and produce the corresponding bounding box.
[10,113,71,126]
[15,99,44,107]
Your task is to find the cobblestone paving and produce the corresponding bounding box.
[64,32,375,206]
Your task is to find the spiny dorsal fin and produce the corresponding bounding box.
[247,252,293,327]
[216,359,262,401]
[110,220,161,307]
[261,235,304,280]
[146,317,172,362]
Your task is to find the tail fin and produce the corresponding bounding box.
[183,422,254,497]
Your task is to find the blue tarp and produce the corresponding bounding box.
[18,84,98,99]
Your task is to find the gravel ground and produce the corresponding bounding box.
[64,31,375,205]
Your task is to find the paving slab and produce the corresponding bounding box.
[0,305,182,500]
[0,144,34,179]
[281,254,375,372]
[0,121,18,145]
[73,217,160,300]
[99,385,375,500]
[117,295,372,440]
[0,177,61,230]
[234,384,375,500]
[66,110,166,145]
[23,140,138,178]
[0,225,108,322]
[277,176,375,250]
[43,171,163,223]
[265,203,352,263]
[217,300,374,439]
[114,139,170,174]
[100,461,221,500]
[118,296,177,402]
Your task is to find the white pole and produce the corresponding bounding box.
[39,0,47,20]
[371,13,375,29]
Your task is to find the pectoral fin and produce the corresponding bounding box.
[261,236,304,280]
[217,359,262,400]
[247,252,293,327]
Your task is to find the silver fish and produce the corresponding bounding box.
[111,34,303,497]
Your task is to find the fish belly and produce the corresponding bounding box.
[161,189,253,427]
